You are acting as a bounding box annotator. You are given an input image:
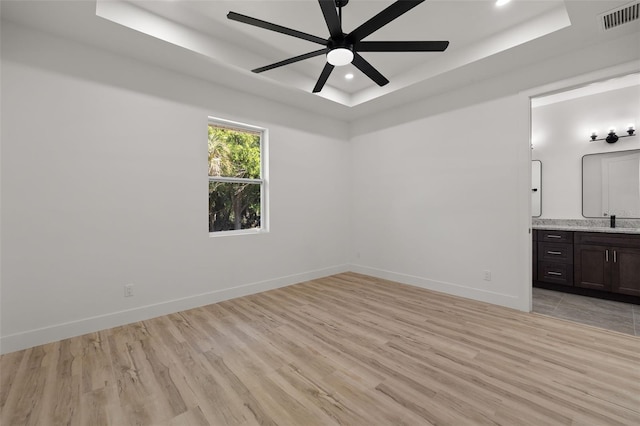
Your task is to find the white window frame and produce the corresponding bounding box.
[208,117,269,236]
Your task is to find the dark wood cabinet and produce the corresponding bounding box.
[532,230,537,282]
[539,230,573,244]
[536,230,574,286]
[538,261,573,285]
[574,244,610,291]
[611,247,640,296]
[574,232,640,297]
[534,229,640,302]
[538,242,573,263]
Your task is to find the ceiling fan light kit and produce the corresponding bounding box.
[227,0,449,93]
[327,47,353,66]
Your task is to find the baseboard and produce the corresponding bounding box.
[0,264,350,355]
[349,264,527,311]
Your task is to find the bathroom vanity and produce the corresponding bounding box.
[533,227,640,302]
[530,149,640,303]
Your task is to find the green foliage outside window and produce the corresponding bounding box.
[208,125,262,232]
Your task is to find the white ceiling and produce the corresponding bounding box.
[126,0,566,95]
[2,0,640,122]
[97,0,573,105]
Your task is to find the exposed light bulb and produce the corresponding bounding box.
[591,130,598,136]
[627,124,636,136]
[608,127,616,134]
[327,48,353,66]
[496,0,511,6]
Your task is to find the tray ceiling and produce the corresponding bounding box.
[2,1,639,121]
[97,0,571,106]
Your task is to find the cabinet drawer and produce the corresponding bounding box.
[539,230,573,243]
[538,242,573,264]
[538,262,573,285]
[575,232,640,248]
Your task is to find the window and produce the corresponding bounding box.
[208,118,267,234]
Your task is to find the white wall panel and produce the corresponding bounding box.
[350,96,532,310]
[0,24,350,353]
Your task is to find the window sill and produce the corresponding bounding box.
[209,228,268,238]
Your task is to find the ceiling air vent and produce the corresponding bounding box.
[599,1,639,31]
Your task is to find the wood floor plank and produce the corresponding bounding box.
[79,386,127,426]
[1,346,51,426]
[0,349,26,408]
[2,272,639,425]
[164,406,210,426]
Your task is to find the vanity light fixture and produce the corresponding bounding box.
[589,124,635,143]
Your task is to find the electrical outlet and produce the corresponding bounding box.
[483,270,492,281]
[124,284,134,297]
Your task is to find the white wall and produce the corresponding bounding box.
[532,86,640,219]
[0,23,351,353]
[350,95,532,311]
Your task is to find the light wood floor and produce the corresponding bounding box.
[2,273,639,426]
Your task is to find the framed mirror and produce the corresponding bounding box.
[583,149,640,218]
[532,160,541,217]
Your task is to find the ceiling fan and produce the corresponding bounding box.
[227,0,449,93]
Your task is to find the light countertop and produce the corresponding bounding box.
[533,225,640,234]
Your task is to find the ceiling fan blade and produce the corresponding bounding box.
[313,63,335,93]
[253,49,327,73]
[228,11,327,45]
[318,0,342,39]
[357,40,449,52]
[352,53,389,87]
[347,1,425,43]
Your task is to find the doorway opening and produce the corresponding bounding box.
[529,72,640,336]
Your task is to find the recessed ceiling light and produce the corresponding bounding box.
[496,0,511,6]
[345,73,354,80]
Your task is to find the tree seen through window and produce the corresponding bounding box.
[208,123,263,232]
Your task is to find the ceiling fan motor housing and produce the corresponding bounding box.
[327,37,352,51]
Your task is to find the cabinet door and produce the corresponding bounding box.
[611,246,640,296]
[574,244,611,291]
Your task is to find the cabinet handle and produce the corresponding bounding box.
[614,250,617,263]
[547,271,563,276]
[547,251,562,255]
[546,235,562,239]
[606,249,609,262]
